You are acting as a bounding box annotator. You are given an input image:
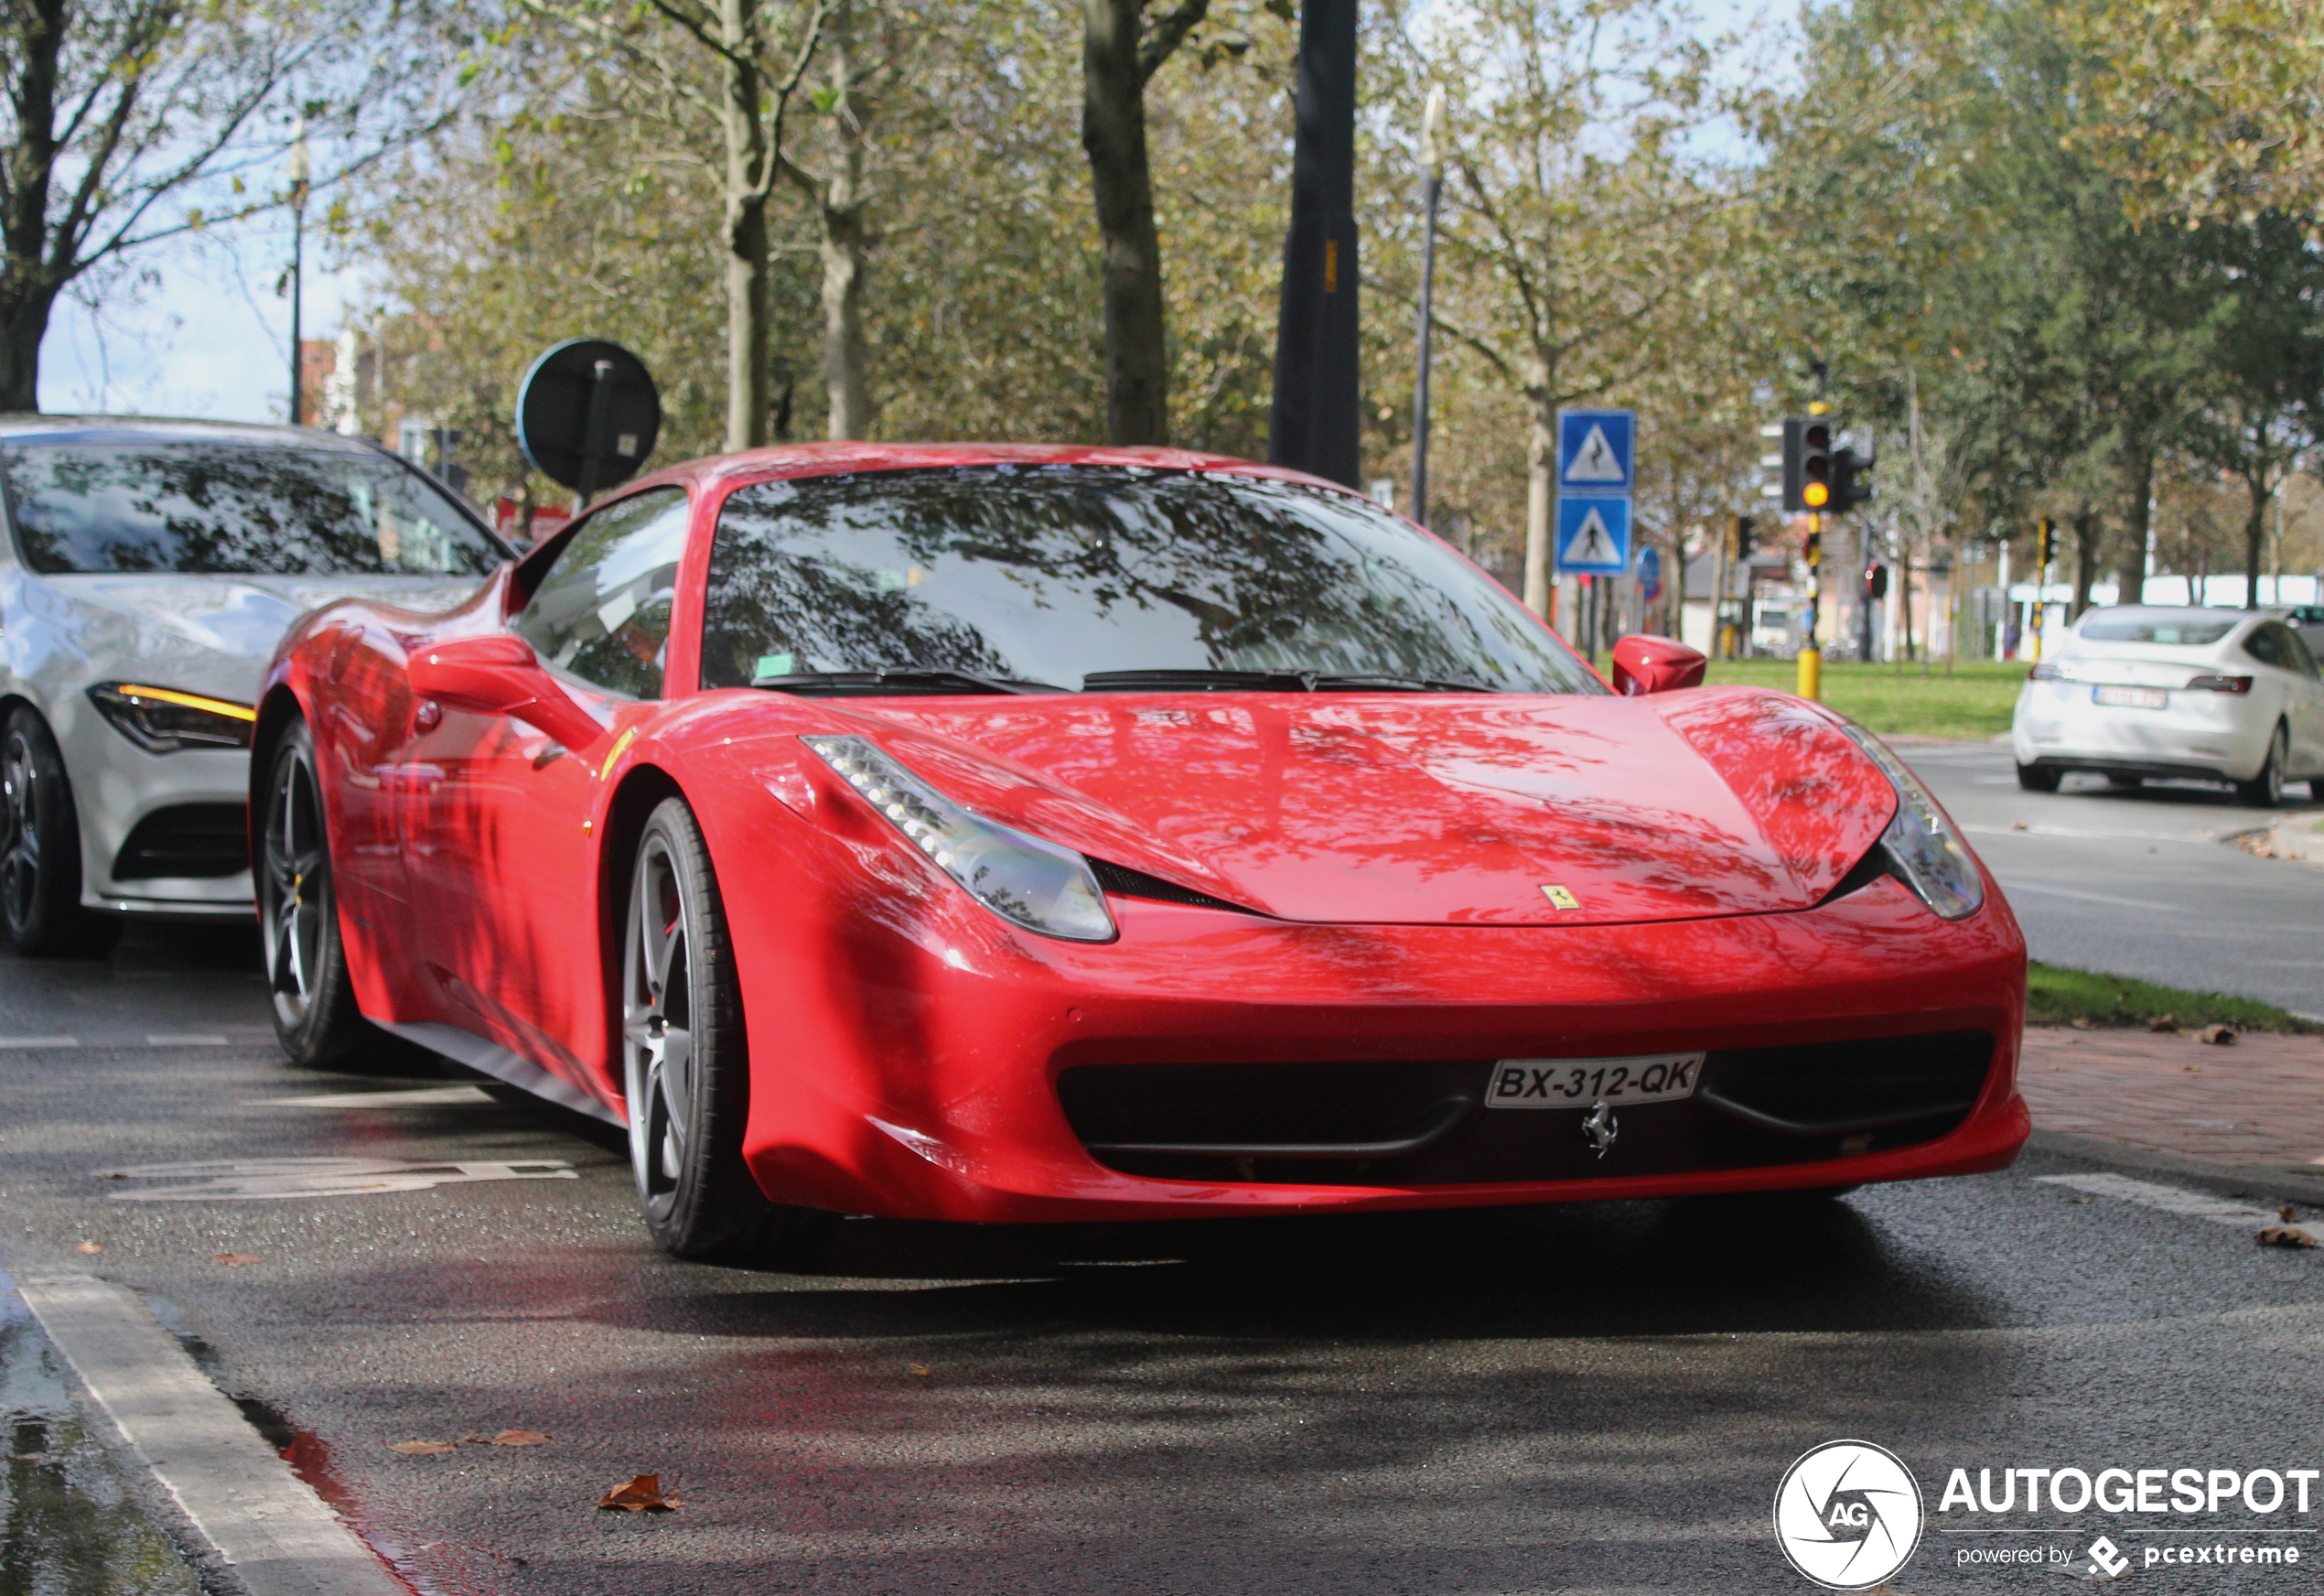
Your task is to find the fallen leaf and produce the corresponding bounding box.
[389,1440,458,1455]
[2195,1023,2238,1045]
[2257,1225,2318,1249]
[2070,1017,2095,1030]
[489,1429,551,1447]
[2283,1204,2301,1223]
[2010,820,2029,831]
[212,1253,260,1267]
[597,1472,679,1512]
[2149,1014,2178,1032]
[75,1241,102,1254]
[908,1364,931,1377]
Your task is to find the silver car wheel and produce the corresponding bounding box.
[0,728,41,933]
[623,831,696,1219]
[259,743,328,1027]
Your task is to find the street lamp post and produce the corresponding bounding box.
[286,122,310,427]
[1411,88,1448,530]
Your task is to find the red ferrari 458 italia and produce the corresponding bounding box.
[253,444,2028,1259]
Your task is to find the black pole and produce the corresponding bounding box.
[576,360,617,505]
[287,200,305,426]
[1412,169,1441,527]
[1267,0,1361,489]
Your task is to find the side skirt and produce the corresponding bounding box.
[370,1017,623,1127]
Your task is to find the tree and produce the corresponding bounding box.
[1080,0,1218,445]
[1,0,462,410]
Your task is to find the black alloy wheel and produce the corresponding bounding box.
[2235,723,2288,808]
[621,796,833,1264]
[2014,762,2060,793]
[260,719,383,1067]
[0,706,120,956]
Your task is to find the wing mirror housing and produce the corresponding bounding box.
[1609,634,1708,696]
[405,634,607,749]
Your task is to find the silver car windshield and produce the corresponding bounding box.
[0,436,504,577]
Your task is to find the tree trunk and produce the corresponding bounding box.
[2117,438,2154,606]
[1522,384,1554,620]
[2071,509,2100,620]
[0,0,67,411]
[815,6,874,440]
[719,0,771,453]
[1081,0,1171,446]
[2244,469,2270,610]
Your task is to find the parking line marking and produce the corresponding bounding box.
[2037,1172,2288,1228]
[146,1034,229,1046]
[1964,824,2220,844]
[14,1273,408,1596]
[1997,881,2179,911]
[0,1035,78,1048]
[252,1085,496,1109]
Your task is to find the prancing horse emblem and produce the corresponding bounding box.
[1580,1099,1619,1159]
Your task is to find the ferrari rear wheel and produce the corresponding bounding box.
[0,706,120,957]
[622,796,833,1265]
[260,719,384,1069]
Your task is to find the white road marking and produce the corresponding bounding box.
[1996,881,2179,911]
[2037,1172,2297,1230]
[14,1273,408,1596]
[146,1033,228,1045]
[101,1155,577,1201]
[1964,823,2223,844]
[251,1085,496,1109]
[0,1035,78,1048]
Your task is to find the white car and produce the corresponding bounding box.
[0,416,510,954]
[2011,604,2324,803]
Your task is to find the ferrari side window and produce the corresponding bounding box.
[513,487,689,699]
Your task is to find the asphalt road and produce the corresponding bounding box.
[1902,740,2324,1017]
[5,921,2324,1593]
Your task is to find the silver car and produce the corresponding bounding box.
[0,416,510,954]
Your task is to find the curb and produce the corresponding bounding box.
[2027,1127,2324,1208]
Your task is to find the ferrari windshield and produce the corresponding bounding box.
[701,465,1601,694]
[1,433,504,577]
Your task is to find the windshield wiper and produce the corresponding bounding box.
[1081,668,1495,694]
[754,667,1064,696]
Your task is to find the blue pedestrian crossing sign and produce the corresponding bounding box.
[1636,544,1662,601]
[1555,495,1631,575]
[1558,409,1635,491]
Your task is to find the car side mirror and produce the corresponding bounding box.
[405,634,607,749]
[1609,634,1707,696]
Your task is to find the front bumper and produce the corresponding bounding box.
[729,867,2028,1224]
[57,699,254,916]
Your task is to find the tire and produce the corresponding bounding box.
[2235,723,2288,808]
[2015,762,2060,793]
[621,796,833,1265]
[0,706,121,956]
[259,719,389,1068]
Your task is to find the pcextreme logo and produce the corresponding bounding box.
[1773,1440,1926,1591]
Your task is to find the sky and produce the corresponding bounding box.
[37,0,1795,425]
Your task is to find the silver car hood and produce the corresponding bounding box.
[19,570,480,701]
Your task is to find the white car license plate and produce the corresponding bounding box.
[1485,1052,1705,1109]
[2093,685,2167,709]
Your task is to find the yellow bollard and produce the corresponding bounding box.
[1797,645,1822,702]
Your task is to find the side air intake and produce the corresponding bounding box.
[1087,858,1259,914]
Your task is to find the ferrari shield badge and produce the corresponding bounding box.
[1540,884,1581,910]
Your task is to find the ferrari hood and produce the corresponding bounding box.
[835,686,1899,928]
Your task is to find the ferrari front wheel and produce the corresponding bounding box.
[621,797,832,1265]
[260,719,382,1068]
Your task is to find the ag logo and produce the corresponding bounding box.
[1773,1440,1924,1590]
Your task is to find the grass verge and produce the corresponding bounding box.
[1698,658,2025,740]
[2027,961,2319,1033]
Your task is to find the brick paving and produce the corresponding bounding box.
[2018,1024,2324,1168]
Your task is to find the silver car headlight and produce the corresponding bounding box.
[1833,722,1985,921]
[802,734,1117,944]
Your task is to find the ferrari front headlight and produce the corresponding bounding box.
[87,683,255,753]
[1834,721,1985,921]
[802,734,1117,943]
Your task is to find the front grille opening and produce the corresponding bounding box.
[1087,858,1258,914]
[1696,1030,1993,1140]
[113,803,249,879]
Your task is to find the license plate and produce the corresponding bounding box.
[1484,1052,1705,1109]
[2093,685,2167,709]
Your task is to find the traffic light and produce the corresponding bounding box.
[1781,417,1834,512]
[1733,513,1756,561]
[1863,562,1888,599]
[2035,514,2056,572]
[1832,441,1875,513]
